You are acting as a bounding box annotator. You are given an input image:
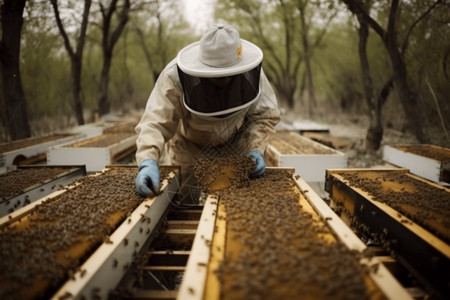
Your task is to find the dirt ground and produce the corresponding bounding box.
[323,118,419,168]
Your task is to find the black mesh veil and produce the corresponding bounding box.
[177,63,262,118]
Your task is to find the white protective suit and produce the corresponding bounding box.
[135,59,280,177]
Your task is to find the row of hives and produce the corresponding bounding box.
[1,117,449,299]
[0,165,181,299]
[1,164,418,300]
[0,113,140,173]
[267,129,450,299]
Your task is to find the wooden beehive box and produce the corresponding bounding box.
[0,166,180,300]
[325,168,450,299]
[47,133,137,172]
[266,131,347,182]
[0,133,83,170]
[68,121,116,138]
[103,120,137,134]
[383,144,450,185]
[178,168,411,300]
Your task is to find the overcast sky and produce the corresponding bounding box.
[181,0,217,34]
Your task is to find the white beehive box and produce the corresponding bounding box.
[68,121,113,138]
[47,133,137,172]
[266,131,347,182]
[0,133,84,170]
[275,120,330,133]
[383,144,450,185]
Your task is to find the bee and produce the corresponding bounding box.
[80,269,87,278]
[58,291,73,300]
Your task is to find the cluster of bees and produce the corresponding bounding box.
[339,171,450,243]
[0,167,68,200]
[211,168,373,300]
[0,167,167,299]
[193,155,256,192]
[270,131,335,155]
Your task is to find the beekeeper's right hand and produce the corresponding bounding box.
[135,159,160,197]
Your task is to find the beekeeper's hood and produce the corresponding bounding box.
[177,24,263,118]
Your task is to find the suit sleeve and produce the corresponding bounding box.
[135,63,183,165]
[243,69,281,154]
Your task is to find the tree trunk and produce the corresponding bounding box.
[0,0,30,140]
[98,52,112,115]
[386,35,429,143]
[97,0,130,117]
[299,5,316,116]
[71,58,85,125]
[50,0,91,126]
[357,9,383,150]
[443,44,450,81]
[342,0,433,143]
[274,72,296,108]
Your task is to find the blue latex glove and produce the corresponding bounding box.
[135,159,160,197]
[248,150,266,177]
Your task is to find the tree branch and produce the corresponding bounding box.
[109,0,130,51]
[401,0,443,54]
[76,0,92,56]
[50,0,75,58]
[341,0,387,41]
[443,44,450,80]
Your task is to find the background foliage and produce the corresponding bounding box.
[0,0,449,146]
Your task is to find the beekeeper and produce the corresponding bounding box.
[135,24,280,197]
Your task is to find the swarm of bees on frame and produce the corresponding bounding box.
[0,167,70,201]
[0,167,173,299]
[338,171,450,244]
[193,154,256,192]
[213,169,374,300]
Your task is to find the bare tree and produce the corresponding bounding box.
[97,0,130,116]
[217,0,302,108]
[353,2,393,150]
[342,0,445,143]
[217,0,335,111]
[298,2,316,113]
[131,0,189,84]
[132,0,167,83]
[296,0,335,115]
[50,0,92,125]
[0,0,31,140]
